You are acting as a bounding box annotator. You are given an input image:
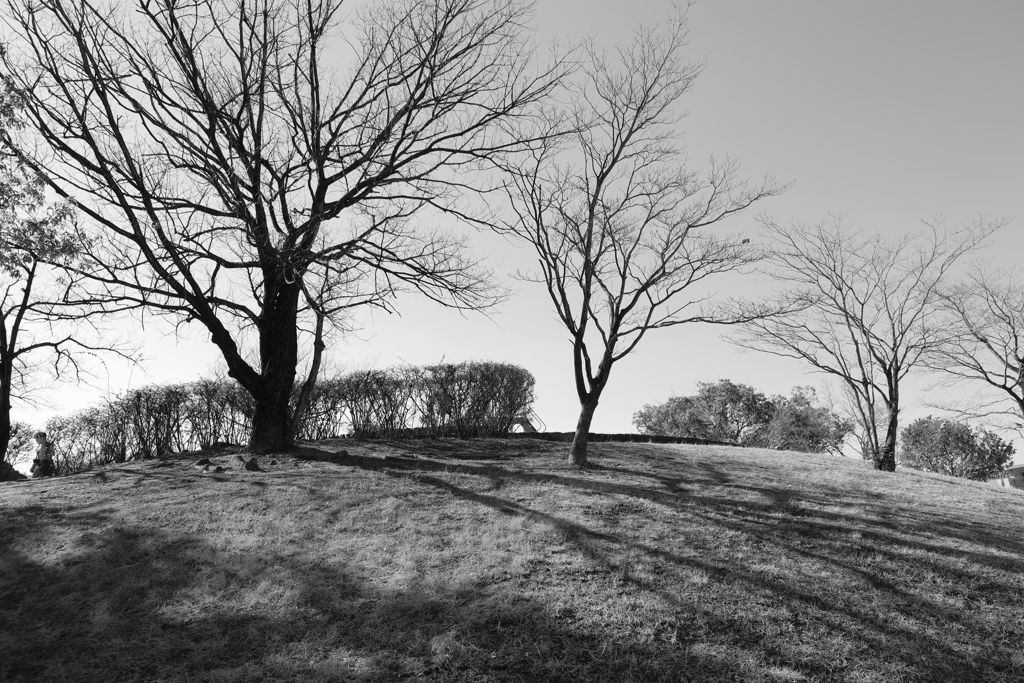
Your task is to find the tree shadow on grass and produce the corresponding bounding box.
[6,444,1023,682]
[388,468,1024,682]
[344,443,1024,568]
[1,496,754,683]
[285,442,1024,682]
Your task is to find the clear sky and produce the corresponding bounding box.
[19,0,1024,457]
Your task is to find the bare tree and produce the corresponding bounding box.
[733,216,999,471]
[0,0,562,451]
[498,10,782,466]
[925,264,1024,431]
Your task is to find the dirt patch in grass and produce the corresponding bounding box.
[2,440,1023,682]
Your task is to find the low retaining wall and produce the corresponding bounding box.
[509,432,738,447]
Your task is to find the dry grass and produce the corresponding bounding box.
[2,438,1023,682]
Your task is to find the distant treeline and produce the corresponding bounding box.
[44,362,535,474]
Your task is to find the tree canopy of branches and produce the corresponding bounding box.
[499,10,781,466]
[900,416,1014,481]
[927,265,1024,430]
[734,217,998,471]
[633,381,851,454]
[0,0,562,450]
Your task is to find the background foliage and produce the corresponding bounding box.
[899,416,1014,481]
[633,380,852,454]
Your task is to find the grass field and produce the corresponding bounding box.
[2,438,1023,682]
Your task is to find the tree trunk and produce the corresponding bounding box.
[248,280,301,453]
[287,309,326,444]
[0,355,12,467]
[250,395,291,453]
[569,398,599,467]
[874,408,899,472]
[0,391,11,469]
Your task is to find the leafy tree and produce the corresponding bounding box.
[633,395,710,440]
[899,416,1014,481]
[633,380,773,443]
[744,386,853,454]
[0,0,562,451]
[634,381,851,454]
[500,10,781,466]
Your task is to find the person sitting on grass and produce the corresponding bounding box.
[29,431,55,478]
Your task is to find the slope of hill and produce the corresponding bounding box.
[2,439,1022,682]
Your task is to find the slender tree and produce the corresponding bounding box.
[498,10,782,466]
[0,0,562,451]
[734,216,998,471]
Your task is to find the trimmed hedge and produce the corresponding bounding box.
[44,361,536,474]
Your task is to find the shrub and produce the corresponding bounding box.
[899,416,1014,481]
[183,378,252,448]
[417,362,535,437]
[339,368,419,439]
[44,381,256,474]
[291,377,349,441]
[633,380,773,442]
[634,381,852,454]
[743,387,853,454]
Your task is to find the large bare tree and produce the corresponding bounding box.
[0,0,562,451]
[733,217,998,471]
[498,11,782,466]
[925,264,1024,430]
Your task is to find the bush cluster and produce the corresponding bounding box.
[302,362,535,439]
[43,362,535,474]
[633,381,853,454]
[899,416,1014,481]
[45,379,255,475]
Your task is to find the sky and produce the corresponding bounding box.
[15,0,1024,460]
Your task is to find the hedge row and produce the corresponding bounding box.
[44,362,535,474]
[293,362,535,439]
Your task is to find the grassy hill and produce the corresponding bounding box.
[2,439,1023,682]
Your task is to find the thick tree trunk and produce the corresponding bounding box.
[569,399,599,467]
[0,393,11,469]
[0,357,13,468]
[250,395,291,453]
[248,280,301,453]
